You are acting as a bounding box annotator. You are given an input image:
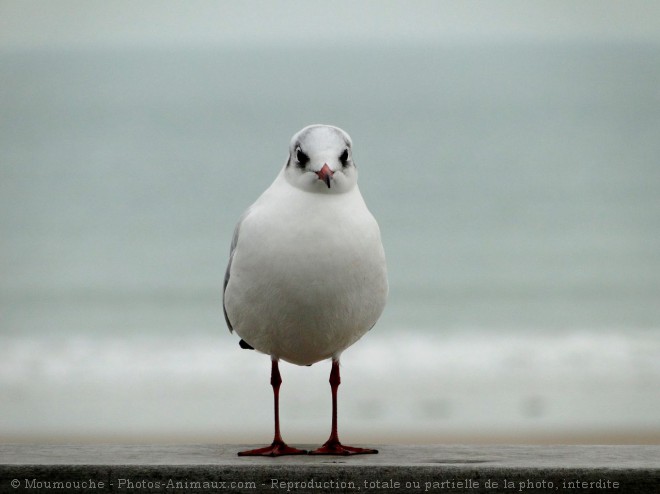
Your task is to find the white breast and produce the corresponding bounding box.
[224,175,388,365]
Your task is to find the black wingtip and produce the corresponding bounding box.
[239,339,254,350]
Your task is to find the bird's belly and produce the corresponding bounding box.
[226,236,387,365]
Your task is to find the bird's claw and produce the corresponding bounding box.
[238,441,307,457]
[309,440,378,455]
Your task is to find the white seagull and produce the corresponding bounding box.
[223,124,388,456]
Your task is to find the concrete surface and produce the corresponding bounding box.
[1,444,658,493]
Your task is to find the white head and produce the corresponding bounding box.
[283,124,357,194]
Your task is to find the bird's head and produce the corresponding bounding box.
[283,125,357,194]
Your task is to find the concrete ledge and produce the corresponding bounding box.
[1,444,658,493]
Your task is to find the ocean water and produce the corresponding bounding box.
[1,42,659,442]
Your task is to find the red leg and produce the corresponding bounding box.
[310,360,378,455]
[238,359,307,456]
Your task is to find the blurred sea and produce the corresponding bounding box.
[1,42,659,442]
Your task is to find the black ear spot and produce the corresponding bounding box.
[339,148,349,167]
[296,147,309,167]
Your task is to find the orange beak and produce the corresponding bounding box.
[316,163,333,188]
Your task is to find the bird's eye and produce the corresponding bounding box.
[339,148,349,167]
[296,147,309,167]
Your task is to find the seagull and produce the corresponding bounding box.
[223,124,388,456]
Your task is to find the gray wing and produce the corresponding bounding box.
[223,209,249,333]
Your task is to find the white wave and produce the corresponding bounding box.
[1,329,659,442]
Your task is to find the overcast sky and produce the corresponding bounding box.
[2,0,660,50]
